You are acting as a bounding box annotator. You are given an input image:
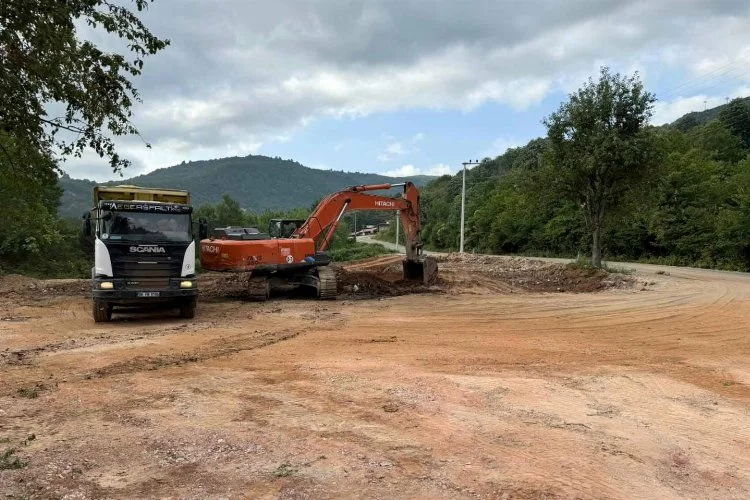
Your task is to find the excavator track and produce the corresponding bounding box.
[317,266,337,300]
[248,275,270,301]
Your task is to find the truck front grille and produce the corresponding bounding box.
[112,257,181,289]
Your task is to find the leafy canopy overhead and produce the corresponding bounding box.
[0,0,169,173]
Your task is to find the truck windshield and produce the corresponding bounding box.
[101,211,192,242]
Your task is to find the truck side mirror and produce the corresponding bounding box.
[198,219,208,240]
[82,213,92,237]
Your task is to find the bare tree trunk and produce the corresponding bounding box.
[592,224,602,267]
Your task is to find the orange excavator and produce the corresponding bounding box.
[198,182,438,300]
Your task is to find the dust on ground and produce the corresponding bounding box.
[3,257,749,499]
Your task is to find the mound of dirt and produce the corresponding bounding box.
[334,267,444,300]
[0,274,89,300]
[199,272,250,300]
[437,253,633,293]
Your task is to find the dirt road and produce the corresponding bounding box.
[1,257,749,499]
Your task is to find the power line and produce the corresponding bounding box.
[659,52,750,100]
[663,68,750,101]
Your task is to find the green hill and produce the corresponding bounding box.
[59,155,436,218]
[670,96,750,132]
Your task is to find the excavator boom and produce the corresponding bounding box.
[199,181,438,300]
[294,181,436,283]
[296,183,419,255]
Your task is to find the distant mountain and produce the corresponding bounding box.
[59,155,436,218]
[670,96,750,132]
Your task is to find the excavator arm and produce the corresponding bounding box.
[295,182,437,283]
[295,182,420,259]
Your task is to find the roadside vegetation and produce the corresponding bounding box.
[416,83,750,271]
[328,242,395,262]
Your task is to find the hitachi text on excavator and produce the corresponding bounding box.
[198,182,438,300]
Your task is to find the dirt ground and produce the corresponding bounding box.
[1,255,749,499]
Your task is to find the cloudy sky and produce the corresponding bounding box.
[67,0,750,181]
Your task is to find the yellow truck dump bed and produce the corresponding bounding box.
[94,185,190,204]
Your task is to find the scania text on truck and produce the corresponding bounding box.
[82,185,198,322]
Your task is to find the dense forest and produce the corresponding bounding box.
[58,155,435,218]
[417,96,750,270]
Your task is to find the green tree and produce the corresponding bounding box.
[0,139,60,261]
[0,0,169,174]
[719,98,750,149]
[195,195,251,230]
[690,120,745,163]
[544,67,658,266]
[215,195,248,227]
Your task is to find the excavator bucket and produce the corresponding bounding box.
[403,256,439,285]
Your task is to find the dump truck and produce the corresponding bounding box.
[82,185,198,322]
[198,182,438,300]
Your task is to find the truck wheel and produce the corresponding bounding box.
[179,297,197,319]
[93,300,112,323]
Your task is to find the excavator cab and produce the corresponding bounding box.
[269,219,306,239]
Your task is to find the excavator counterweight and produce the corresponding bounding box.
[199,182,438,300]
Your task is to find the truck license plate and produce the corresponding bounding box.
[137,292,160,298]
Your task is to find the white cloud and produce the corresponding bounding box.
[426,163,452,176]
[64,0,750,179]
[383,164,420,177]
[377,142,408,162]
[383,163,453,177]
[377,132,426,162]
[652,85,750,125]
[652,95,724,125]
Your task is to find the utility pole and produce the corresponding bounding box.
[460,160,480,253]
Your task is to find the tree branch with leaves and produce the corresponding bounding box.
[544,67,659,266]
[0,0,169,175]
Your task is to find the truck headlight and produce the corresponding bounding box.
[180,281,193,289]
[100,281,114,290]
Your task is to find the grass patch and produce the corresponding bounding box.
[17,387,39,399]
[328,242,395,262]
[0,448,27,470]
[273,462,297,477]
[568,257,635,275]
[16,383,45,399]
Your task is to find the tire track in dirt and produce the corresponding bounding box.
[90,327,305,378]
[3,257,750,498]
